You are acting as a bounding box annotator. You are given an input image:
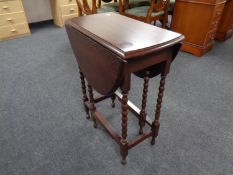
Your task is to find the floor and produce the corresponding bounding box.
[0,22,233,175]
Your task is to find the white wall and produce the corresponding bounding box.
[22,0,53,23]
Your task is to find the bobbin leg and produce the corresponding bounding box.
[111,94,116,108]
[120,90,129,164]
[151,75,166,145]
[79,71,90,119]
[139,71,150,135]
[88,84,97,128]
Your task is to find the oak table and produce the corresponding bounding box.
[65,13,184,164]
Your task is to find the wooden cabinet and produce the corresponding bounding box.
[171,0,226,57]
[215,0,233,41]
[0,0,30,41]
[51,0,79,27]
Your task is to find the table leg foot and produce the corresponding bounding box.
[120,140,128,165]
[93,122,97,128]
[151,138,155,145]
[139,130,143,135]
[92,113,98,128]
[121,159,127,165]
[111,94,116,108]
[92,117,97,128]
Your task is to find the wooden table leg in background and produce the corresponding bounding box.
[79,71,90,119]
[151,75,166,145]
[139,71,150,135]
[88,84,98,128]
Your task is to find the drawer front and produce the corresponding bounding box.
[0,0,24,14]
[60,4,78,16]
[62,13,78,23]
[60,0,77,5]
[0,12,26,26]
[0,23,30,40]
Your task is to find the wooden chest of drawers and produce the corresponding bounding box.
[51,0,79,27]
[215,0,233,41]
[171,0,226,56]
[0,0,30,41]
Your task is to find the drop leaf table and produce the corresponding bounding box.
[65,13,184,164]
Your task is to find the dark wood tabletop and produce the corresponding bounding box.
[66,13,184,59]
[66,13,184,95]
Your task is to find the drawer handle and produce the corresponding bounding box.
[2,6,8,9]
[7,18,12,21]
[70,8,75,11]
[11,29,16,32]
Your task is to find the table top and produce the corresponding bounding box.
[66,13,184,59]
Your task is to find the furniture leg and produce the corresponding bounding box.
[88,84,97,128]
[151,75,166,145]
[79,71,90,119]
[120,90,129,164]
[163,11,167,28]
[154,20,157,26]
[139,71,150,134]
[111,94,116,108]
